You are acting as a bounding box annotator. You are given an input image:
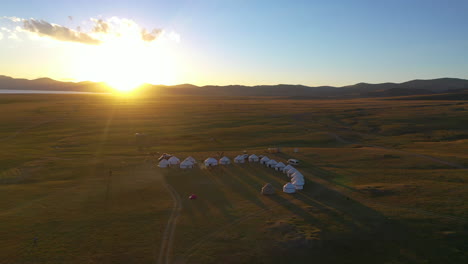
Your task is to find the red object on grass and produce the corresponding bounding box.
[189,194,197,200]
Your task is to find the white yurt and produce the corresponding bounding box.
[267,159,278,168]
[248,154,259,162]
[158,159,169,168]
[234,155,245,163]
[260,156,270,165]
[287,168,298,177]
[180,160,194,169]
[283,182,296,193]
[184,156,197,164]
[204,157,218,167]
[292,177,305,190]
[291,171,304,181]
[282,164,293,174]
[241,154,249,159]
[168,156,181,165]
[275,162,286,171]
[219,156,231,165]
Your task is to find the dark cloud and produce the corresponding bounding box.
[141,28,162,42]
[92,19,109,33]
[23,19,101,45]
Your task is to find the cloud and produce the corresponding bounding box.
[22,18,101,45]
[91,18,109,33]
[141,28,162,42]
[2,16,23,22]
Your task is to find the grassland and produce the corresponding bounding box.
[0,93,467,263]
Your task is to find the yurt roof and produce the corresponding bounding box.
[284,182,295,189]
[292,177,305,185]
[168,156,180,162]
[205,157,217,163]
[260,156,270,161]
[283,164,293,171]
[159,159,169,165]
[180,159,194,166]
[267,159,278,165]
[184,156,197,163]
[275,162,286,168]
[249,154,258,158]
[220,156,230,161]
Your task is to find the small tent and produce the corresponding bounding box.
[283,182,296,193]
[260,156,270,165]
[234,155,245,163]
[204,157,218,167]
[168,156,181,165]
[261,183,275,195]
[158,159,169,168]
[219,156,231,165]
[292,177,305,190]
[267,159,278,168]
[275,162,286,171]
[184,156,197,164]
[282,164,293,174]
[248,154,259,162]
[180,159,194,169]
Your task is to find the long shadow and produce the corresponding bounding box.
[216,164,268,209]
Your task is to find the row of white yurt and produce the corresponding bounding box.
[282,164,293,173]
[290,171,305,189]
[283,182,296,193]
[158,156,181,168]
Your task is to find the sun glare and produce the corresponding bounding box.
[68,17,179,93]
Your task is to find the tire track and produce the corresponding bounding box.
[157,183,182,264]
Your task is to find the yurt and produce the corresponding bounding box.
[283,182,296,193]
[204,157,218,167]
[234,155,245,163]
[184,156,197,164]
[168,156,181,166]
[275,162,286,171]
[287,168,298,177]
[180,159,194,169]
[248,154,259,162]
[261,183,275,195]
[267,159,278,168]
[292,177,305,190]
[291,171,304,181]
[158,159,169,168]
[260,156,270,165]
[282,164,293,174]
[241,154,249,160]
[219,156,231,165]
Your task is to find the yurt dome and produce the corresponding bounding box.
[275,162,286,171]
[267,159,278,168]
[291,171,304,180]
[204,157,218,167]
[168,156,181,165]
[283,182,296,193]
[287,167,298,177]
[282,165,293,174]
[219,156,231,165]
[260,156,270,165]
[180,159,194,169]
[184,156,197,164]
[248,154,259,162]
[158,159,169,168]
[292,177,305,190]
[234,155,245,163]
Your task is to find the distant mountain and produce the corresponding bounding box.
[1,75,468,98]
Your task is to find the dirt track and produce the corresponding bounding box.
[157,183,182,264]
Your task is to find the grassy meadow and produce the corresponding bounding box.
[0,93,467,263]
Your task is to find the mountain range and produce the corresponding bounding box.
[1,75,468,99]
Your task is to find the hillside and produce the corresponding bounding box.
[1,75,468,98]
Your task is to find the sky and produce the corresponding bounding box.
[1,0,467,88]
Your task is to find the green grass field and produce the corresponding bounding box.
[1,94,467,263]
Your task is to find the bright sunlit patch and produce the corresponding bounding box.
[57,17,180,92]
